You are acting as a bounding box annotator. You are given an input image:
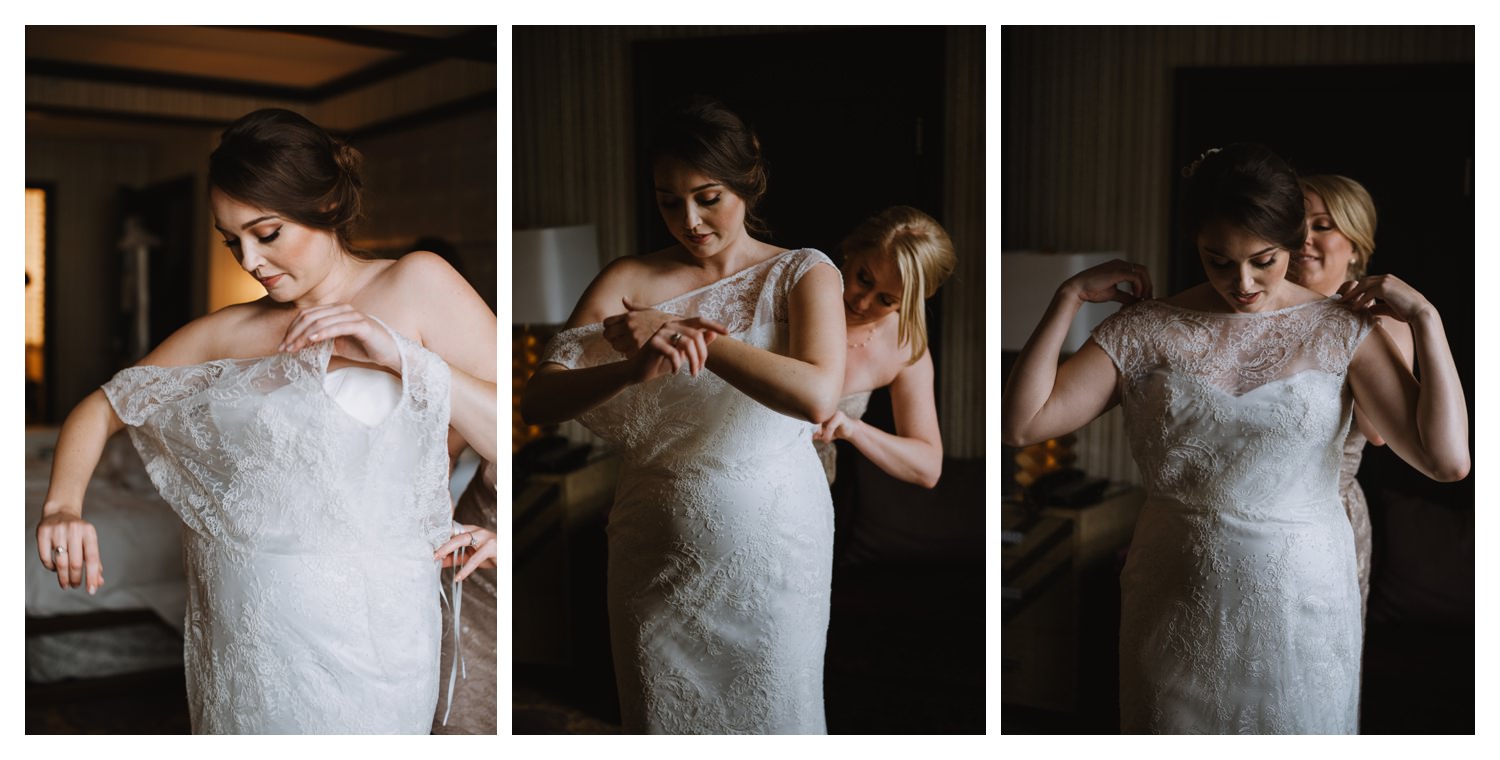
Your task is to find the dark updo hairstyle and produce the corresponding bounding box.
[1180,142,1306,255]
[647,97,770,237]
[209,108,371,258]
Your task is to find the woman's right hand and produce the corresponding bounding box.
[36,509,104,594]
[1062,259,1153,305]
[602,298,677,357]
[628,318,729,384]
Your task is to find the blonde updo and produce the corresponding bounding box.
[1300,174,1377,280]
[840,206,957,364]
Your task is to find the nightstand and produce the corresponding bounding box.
[513,453,620,665]
[1002,486,1143,720]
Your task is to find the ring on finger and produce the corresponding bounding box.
[54,545,67,555]
[671,332,683,345]
[467,532,478,549]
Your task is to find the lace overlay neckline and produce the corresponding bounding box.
[653,248,804,309]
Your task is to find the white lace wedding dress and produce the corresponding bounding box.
[102,319,452,734]
[1090,297,1372,734]
[542,248,837,734]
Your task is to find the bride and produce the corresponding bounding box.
[521,98,844,733]
[33,108,498,733]
[1001,143,1468,733]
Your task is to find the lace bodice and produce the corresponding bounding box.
[102,319,453,733]
[542,248,834,471]
[1092,298,1373,514]
[1094,297,1373,734]
[541,248,838,734]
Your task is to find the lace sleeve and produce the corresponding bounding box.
[1311,302,1375,377]
[787,248,840,292]
[102,363,225,427]
[373,316,451,428]
[1089,301,1153,380]
[538,324,618,370]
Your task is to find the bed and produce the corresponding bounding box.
[25,426,188,683]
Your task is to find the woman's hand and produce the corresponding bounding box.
[1337,274,1434,323]
[602,298,680,357]
[628,318,728,384]
[1062,259,1153,305]
[813,410,858,443]
[36,510,104,594]
[434,525,496,582]
[279,304,401,371]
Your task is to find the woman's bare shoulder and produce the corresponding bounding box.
[366,253,494,345]
[137,299,284,366]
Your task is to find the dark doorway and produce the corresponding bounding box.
[632,28,947,258]
[1170,63,1473,504]
[114,176,196,367]
[631,25,954,497]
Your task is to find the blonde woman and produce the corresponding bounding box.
[812,206,957,488]
[1290,174,1415,619]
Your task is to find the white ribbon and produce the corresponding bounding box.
[437,527,468,726]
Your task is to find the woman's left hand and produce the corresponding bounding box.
[279,304,401,371]
[434,524,497,582]
[601,298,678,357]
[813,410,858,443]
[1337,274,1435,323]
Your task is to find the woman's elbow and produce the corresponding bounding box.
[801,397,838,425]
[798,379,842,423]
[914,460,942,490]
[1000,420,1039,449]
[1429,455,1471,483]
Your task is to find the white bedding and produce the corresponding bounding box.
[24,426,187,629]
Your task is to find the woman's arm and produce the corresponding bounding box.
[1353,316,1414,446]
[35,310,224,592]
[1001,260,1147,447]
[520,257,725,425]
[1343,276,1469,481]
[379,253,500,462]
[819,349,943,488]
[36,390,122,594]
[702,263,845,423]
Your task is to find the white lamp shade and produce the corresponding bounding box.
[512,225,601,325]
[1001,251,1126,353]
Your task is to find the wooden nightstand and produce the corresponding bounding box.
[1002,486,1143,719]
[513,453,620,665]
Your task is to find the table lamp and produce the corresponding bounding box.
[1001,251,1126,503]
[512,224,600,452]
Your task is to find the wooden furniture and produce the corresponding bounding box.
[512,454,619,665]
[1002,487,1143,719]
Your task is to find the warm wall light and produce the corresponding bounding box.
[25,188,46,386]
[512,225,600,452]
